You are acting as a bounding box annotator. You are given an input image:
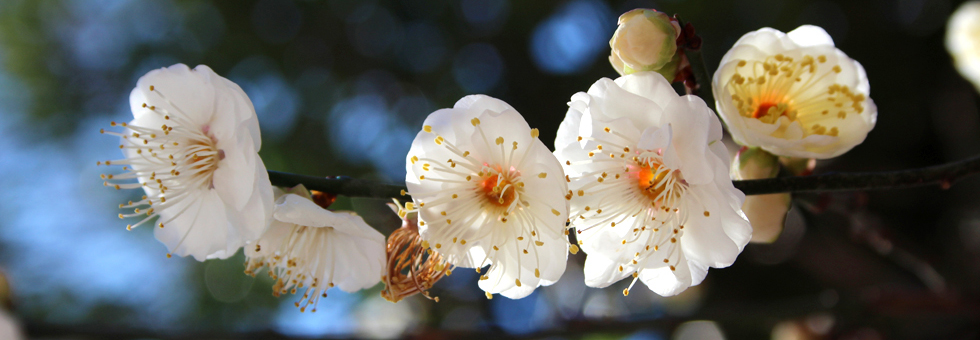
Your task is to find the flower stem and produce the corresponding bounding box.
[269,154,980,199]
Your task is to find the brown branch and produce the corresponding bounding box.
[733,154,980,195]
[268,154,980,199]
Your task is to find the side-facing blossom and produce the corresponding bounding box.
[99,64,273,260]
[947,1,980,92]
[555,72,752,296]
[712,25,877,159]
[405,95,570,299]
[609,9,683,80]
[245,185,385,312]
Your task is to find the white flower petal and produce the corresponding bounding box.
[786,25,835,47]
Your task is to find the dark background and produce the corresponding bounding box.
[0,0,977,339]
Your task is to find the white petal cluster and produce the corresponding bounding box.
[100,64,274,261]
[245,186,386,312]
[947,1,980,93]
[405,95,570,299]
[555,72,752,296]
[712,25,877,159]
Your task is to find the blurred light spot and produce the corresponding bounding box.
[327,95,413,180]
[441,306,483,330]
[453,43,504,93]
[895,0,951,36]
[442,268,482,302]
[549,259,586,318]
[251,0,303,45]
[461,0,510,34]
[353,69,403,98]
[796,1,848,44]
[284,36,333,71]
[392,94,435,124]
[51,0,181,71]
[627,329,667,340]
[582,290,629,319]
[354,294,421,338]
[329,0,378,23]
[399,0,450,20]
[274,289,357,337]
[180,2,226,52]
[491,290,556,334]
[350,7,403,58]
[229,56,301,142]
[673,320,725,340]
[400,22,448,73]
[204,253,256,303]
[530,0,614,75]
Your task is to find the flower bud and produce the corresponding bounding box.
[732,147,791,243]
[609,9,683,80]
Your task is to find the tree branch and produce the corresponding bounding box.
[734,154,980,195]
[269,154,980,199]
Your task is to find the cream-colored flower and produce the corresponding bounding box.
[405,95,570,299]
[947,1,980,92]
[712,25,877,159]
[99,64,274,261]
[609,9,683,80]
[555,72,752,297]
[245,185,385,312]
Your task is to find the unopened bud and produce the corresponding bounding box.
[609,9,683,80]
[732,147,791,243]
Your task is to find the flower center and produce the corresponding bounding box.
[98,87,230,249]
[479,172,518,207]
[631,156,684,207]
[725,53,867,138]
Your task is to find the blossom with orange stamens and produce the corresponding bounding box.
[405,95,570,299]
[712,25,877,159]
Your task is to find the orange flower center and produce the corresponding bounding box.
[637,164,670,201]
[480,173,517,207]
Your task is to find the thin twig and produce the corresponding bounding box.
[733,154,980,195]
[269,154,980,199]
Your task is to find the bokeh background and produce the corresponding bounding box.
[0,0,978,339]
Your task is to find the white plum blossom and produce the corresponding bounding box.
[245,185,386,312]
[405,95,570,299]
[712,25,877,159]
[555,72,752,296]
[99,64,274,261]
[947,1,980,93]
